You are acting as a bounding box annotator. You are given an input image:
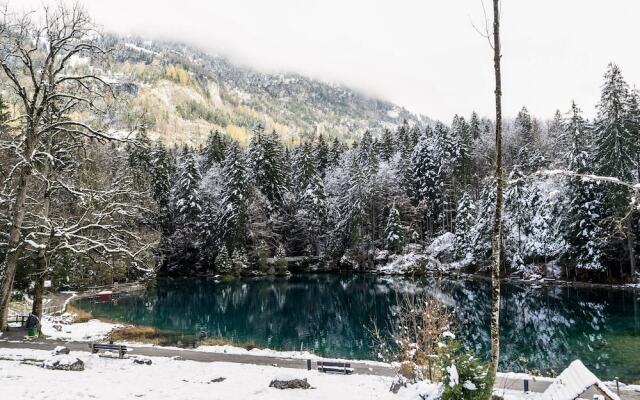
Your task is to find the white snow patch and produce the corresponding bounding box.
[0,348,407,400]
[41,316,120,342]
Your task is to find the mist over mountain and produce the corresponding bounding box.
[99,35,429,146]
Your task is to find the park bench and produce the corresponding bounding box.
[89,342,128,359]
[316,360,353,374]
[7,314,28,327]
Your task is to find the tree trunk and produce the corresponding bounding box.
[31,253,47,321]
[489,0,504,383]
[627,218,636,280]
[0,164,34,330]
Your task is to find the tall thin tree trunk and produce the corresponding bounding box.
[31,252,47,321]
[627,218,636,280]
[0,161,34,330]
[489,0,504,383]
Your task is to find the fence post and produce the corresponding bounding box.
[306,359,311,370]
[524,379,529,392]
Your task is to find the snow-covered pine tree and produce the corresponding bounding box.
[395,120,412,159]
[173,152,202,224]
[564,149,608,275]
[127,126,153,188]
[561,102,589,168]
[384,204,403,254]
[469,111,481,140]
[328,137,344,168]
[593,63,638,278]
[150,142,176,235]
[513,107,544,173]
[315,134,330,177]
[411,122,454,234]
[357,130,378,172]
[454,192,476,261]
[594,63,637,181]
[215,246,233,275]
[379,128,395,162]
[469,179,496,269]
[202,129,227,169]
[504,165,528,269]
[452,115,473,187]
[165,151,203,272]
[297,166,328,255]
[409,125,421,148]
[218,141,249,254]
[248,125,287,211]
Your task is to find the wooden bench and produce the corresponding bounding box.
[316,360,353,374]
[7,315,28,327]
[89,342,128,359]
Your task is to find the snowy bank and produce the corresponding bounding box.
[0,348,438,400]
[41,314,121,342]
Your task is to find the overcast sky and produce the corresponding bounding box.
[10,0,640,122]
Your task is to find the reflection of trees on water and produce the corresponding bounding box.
[77,275,639,380]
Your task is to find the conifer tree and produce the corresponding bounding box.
[215,247,233,275]
[127,127,152,187]
[328,137,344,167]
[454,192,476,261]
[379,128,395,162]
[562,102,589,168]
[504,165,528,261]
[469,111,481,140]
[248,125,287,211]
[384,204,403,254]
[202,129,227,169]
[218,142,249,253]
[315,133,330,177]
[165,152,202,271]
[150,142,175,234]
[593,63,638,278]
[594,63,637,181]
[564,149,608,274]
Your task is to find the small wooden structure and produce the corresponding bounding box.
[541,360,620,400]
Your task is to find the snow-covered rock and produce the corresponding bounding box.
[269,377,311,389]
[43,355,85,371]
[53,346,70,355]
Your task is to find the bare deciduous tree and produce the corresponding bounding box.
[0,3,121,330]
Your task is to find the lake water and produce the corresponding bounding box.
[75,274,640,381]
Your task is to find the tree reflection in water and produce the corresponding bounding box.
[76,275,640,381]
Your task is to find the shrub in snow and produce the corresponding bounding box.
[438,335,491,400]
[371,293,452,383]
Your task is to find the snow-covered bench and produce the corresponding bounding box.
[316,360,353,374]
[89,342,128,359]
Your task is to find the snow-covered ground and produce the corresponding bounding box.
[41,314,122,342]
[0,348,440,400]
[37,314,392,366]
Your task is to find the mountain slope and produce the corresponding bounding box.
[94,35,428,145]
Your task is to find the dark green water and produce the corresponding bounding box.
[75,275,640,381]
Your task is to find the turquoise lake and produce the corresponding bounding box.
[75,274,640,382]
